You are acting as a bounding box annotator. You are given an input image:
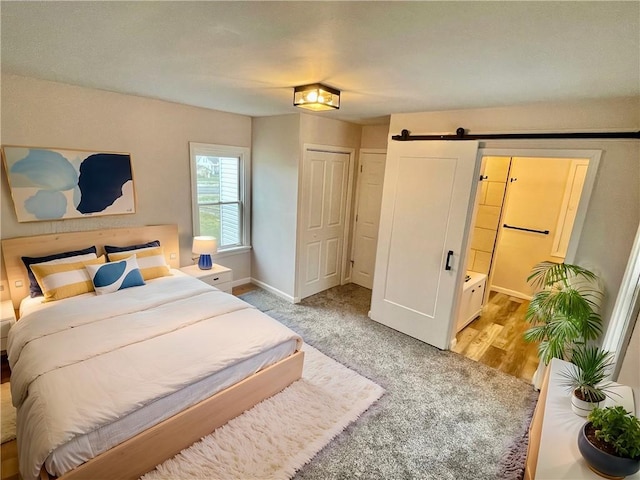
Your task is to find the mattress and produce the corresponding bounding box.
[10,271,303,480]
[46,338,297,476]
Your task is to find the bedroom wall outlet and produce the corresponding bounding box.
[15,280,23,288]
[170,253,177,259]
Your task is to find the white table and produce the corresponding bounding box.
[180,264,233,294]
[526,358,638,479]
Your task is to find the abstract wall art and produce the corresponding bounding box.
[1,146,136,222]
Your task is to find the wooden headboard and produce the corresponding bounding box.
[1,224,180,310]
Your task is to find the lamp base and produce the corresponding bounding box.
[198,254,212,270]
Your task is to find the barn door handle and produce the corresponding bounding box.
[445,250,454,271]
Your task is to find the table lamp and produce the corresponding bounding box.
[192,236,217,270]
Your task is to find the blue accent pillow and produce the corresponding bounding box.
[22,246,98,297]
[85,255,145,295]
[104,240,160,261]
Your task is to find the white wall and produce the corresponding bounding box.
[361,124,390,150]
[0,74,253,281]
[299,114,362,149]
[389,97,639,135]
[251,114,300,298]
[250,113,362,300]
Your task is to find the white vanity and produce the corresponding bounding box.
[456,272,487,333]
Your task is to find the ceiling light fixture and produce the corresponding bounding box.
[293,83,340,111]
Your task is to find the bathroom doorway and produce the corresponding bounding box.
[453,149,601,381]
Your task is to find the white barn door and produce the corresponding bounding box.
[370,141,479,350]
[351,150,386,289]
[299,149,351,300]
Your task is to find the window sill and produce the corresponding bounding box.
[213,245,252,259]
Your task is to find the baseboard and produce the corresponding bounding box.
[250,278,296,303]
[231,277,252,288]
[490,286,532,301]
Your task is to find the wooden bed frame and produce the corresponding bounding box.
[1,225,304,480]
[48,351,304,480]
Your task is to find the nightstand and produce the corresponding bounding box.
[1,300,16,353]
[180,264,233,294]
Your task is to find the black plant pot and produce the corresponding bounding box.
[578,423,640,479]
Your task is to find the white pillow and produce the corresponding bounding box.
[24,251,98,297]
[30,256,106,302]
[86,255,146,295]
[107,246,171,280]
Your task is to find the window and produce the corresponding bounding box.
[189,143,250,251]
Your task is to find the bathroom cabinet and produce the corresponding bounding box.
[456,272,487,332]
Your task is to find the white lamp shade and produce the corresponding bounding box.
[192,236,217,255]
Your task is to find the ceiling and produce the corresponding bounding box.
[2,1,639,125]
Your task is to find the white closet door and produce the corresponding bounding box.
[351,151,386,289]
[370,140,479,350]
[298,149,350,300]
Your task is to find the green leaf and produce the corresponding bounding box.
[588,406,640,460]
[559,346,614,402]
[523,261,604,364]
[523,325,548,343]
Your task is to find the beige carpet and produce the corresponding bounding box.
[1,382,16,443]
[142,344,384,480]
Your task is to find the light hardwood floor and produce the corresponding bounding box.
[453,291,539,383]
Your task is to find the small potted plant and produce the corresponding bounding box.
[559,345,614,417]
[578,406,640,478]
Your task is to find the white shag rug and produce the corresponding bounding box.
[142,344,384,480]
[1,382,17,443]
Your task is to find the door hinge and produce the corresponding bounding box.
[355,214,358,222]
[350,259,355,266]
[360,165,363,173]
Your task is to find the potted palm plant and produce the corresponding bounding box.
[559,344,614,416]
[578,406,640,478]
[523,261,604,388]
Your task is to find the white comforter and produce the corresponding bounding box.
[8,275,302,480]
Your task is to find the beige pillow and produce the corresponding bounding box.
[31,256,106,302]
[108,246,171,281]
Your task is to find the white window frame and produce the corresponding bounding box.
[189,142,251,253]
[602,221,640,381]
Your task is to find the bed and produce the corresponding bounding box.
[1,225,304,480]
